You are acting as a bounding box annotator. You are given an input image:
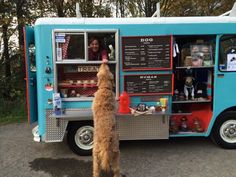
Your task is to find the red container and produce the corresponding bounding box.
[118,91,131,114]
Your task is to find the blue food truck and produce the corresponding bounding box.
[24,7,236,156]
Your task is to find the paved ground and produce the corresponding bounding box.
[1,122,236,177]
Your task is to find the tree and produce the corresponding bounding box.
[15,0,28,80]
[0,0,13,78]
[93,0,112,17]
[0,0,14,98]
[160,0,235,17]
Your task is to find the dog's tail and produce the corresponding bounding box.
[100,149,110,171]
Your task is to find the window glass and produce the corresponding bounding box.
[88,33,116,61]
[219,35,236,71]
[55,33,85,60]
[29,44,36,72]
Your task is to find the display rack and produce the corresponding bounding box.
[171,35,215,135]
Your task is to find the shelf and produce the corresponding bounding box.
[50,109,93,120]
[171,112,192,115]
[172,99,211,104]
[51,109,170,120]
[62,97,94,101]
[58,83,97,88]
[56,60,117,64]
[116,112,172,117]
[169,132,206,137]
[175,66,214,69]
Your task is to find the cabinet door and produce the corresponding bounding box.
[214,35,236,115]
[24,26,38,123]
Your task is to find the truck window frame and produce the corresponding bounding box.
[219,35,236,72]
[52,29,119,101]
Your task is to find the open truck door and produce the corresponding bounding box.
[24,26,38,124]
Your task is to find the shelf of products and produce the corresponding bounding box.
[172,99,211,104]
[56,64,116,99]
[175,66,214,69]
[57,64,99,98]
[171,35,215,135]
[58,83,97,88]
[169,111,209,135]
[173,36,214,104]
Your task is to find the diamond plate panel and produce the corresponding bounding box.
[116,115,169,140]
[45,110,68,142]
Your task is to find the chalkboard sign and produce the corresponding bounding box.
[124,74,173,96]
[122,36,172,71]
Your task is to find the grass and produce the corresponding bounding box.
[0,98,27,125]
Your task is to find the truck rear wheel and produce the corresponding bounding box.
[67,122,94,156]
[211,112,236,149]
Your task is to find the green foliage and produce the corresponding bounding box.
[108,0,235,17]
[162,0,235,17]
[0,97,27,125]
[0,53,25,100]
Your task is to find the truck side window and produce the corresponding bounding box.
[55,33,85,60]
[219,35,236,71]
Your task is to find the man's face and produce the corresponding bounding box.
[90,39,99,53]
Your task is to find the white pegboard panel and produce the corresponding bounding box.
[45,110,68,142]
[116,115,169,140]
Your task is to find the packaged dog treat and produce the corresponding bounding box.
[184,56,192,66]
[192,55,203,66]
[190,44,212,67]
[181,47,191,66]
[53,93,62,115]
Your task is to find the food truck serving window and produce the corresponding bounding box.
[54,31,117,62]
[53,30,119,101]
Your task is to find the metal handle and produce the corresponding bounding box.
[30,77,35,86]
[162,115,166,124]
[217,74,224,78]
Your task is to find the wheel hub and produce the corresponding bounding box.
[80,130,93,144]
[224,124,236,138]
[74,126,94,150]
[220,120,236,143]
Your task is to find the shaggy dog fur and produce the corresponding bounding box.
[92,63,120,177]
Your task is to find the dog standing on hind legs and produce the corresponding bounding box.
[92,62,121,177]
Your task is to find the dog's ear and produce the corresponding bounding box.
[96,63,115,89]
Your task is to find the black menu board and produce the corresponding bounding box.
[124,74,173,96]
[122,36,172,71]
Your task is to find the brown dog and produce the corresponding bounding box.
[92,63,120,177]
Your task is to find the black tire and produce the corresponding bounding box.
[211,111,236,149]
[67,122,94,156]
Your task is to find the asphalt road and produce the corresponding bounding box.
[1,122,236,177]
